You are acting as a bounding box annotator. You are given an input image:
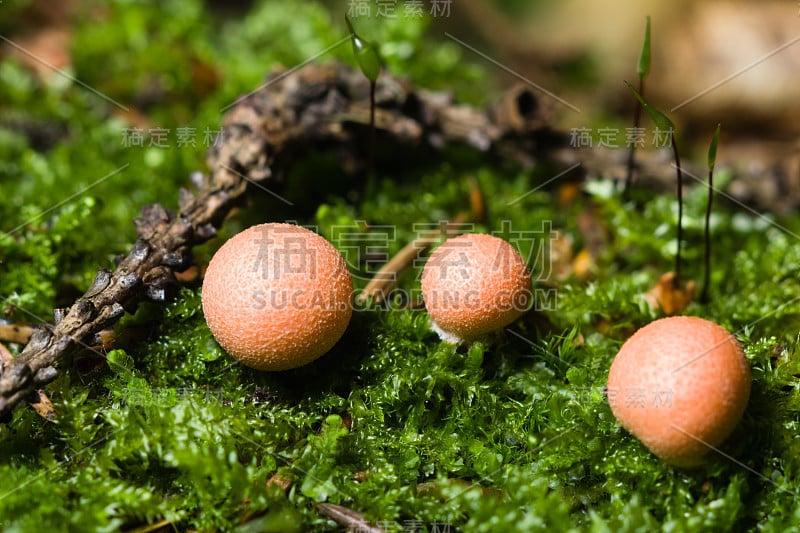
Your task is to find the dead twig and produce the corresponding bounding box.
[358,215,470,306]
[314,502,383,533]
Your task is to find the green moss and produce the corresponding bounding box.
[2,1,800,531]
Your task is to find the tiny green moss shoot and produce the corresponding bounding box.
[624,16,651,199]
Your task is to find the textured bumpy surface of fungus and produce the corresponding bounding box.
[421,233,532,343]
[202,223,353,371]
[607,316,751,467]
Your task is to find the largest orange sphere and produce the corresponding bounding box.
[202,223,353,371]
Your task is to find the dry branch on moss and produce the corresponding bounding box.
[0,61,555,420]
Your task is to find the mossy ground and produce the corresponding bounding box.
[2,1,800,531]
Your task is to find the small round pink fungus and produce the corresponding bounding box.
[607,316,751,467]
[202,223,353,371]
[421,233,532,343]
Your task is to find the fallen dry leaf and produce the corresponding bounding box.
[468,175,487,223]
[266,473,292,493]
[1,342,56,420]
[558,182,582,206]
[0,322,35,344]
[646,271,697,315]
[571,248,594,279]
[9,28,73,82]
[30,389,56,421]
